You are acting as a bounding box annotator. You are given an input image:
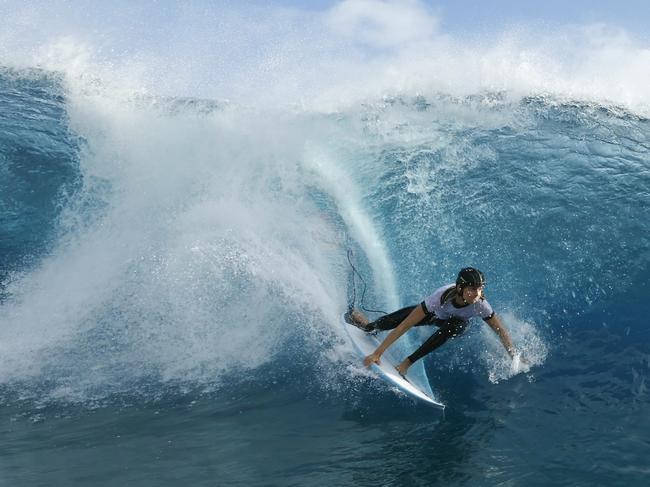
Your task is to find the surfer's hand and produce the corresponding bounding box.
[510,350,529,365]
[364,353,381,367]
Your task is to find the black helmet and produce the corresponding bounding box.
[456,267,486,288]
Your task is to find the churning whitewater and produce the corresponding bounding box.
[1,70,557,402]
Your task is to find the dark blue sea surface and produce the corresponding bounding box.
[1,69,649,486]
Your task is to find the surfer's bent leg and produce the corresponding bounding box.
[369,304,431,331]
[407,319,468,363]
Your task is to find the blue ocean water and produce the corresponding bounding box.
[0,66,649,487]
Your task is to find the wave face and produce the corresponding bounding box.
[0,68,649,486]
[0,69,80,291]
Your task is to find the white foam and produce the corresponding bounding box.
[481,312,549,383]
[0,91,347,394]
[1,1,649,114]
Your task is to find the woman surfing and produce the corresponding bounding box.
[345,268,522,377]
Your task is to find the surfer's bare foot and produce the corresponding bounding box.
[350,310,369,326]
[344,309,374,332]
[396,358,412,377]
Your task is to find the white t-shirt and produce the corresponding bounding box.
[422,284,494,322]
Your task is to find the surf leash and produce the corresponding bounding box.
[346,248,387,316]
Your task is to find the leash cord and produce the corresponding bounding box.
[347,249,387,315]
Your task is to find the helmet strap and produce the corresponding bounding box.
[455,285,468,305]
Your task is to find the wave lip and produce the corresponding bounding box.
[2,2,650,114]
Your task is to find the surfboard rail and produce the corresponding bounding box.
[343,314,445,408]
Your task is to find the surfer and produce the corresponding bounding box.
[346,267,520,376]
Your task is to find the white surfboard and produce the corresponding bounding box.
[343,315,445,408]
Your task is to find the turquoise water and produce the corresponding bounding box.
[1,65,649,486]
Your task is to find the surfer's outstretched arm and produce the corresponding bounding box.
[363,304,426,367]
[485,314,516,359]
